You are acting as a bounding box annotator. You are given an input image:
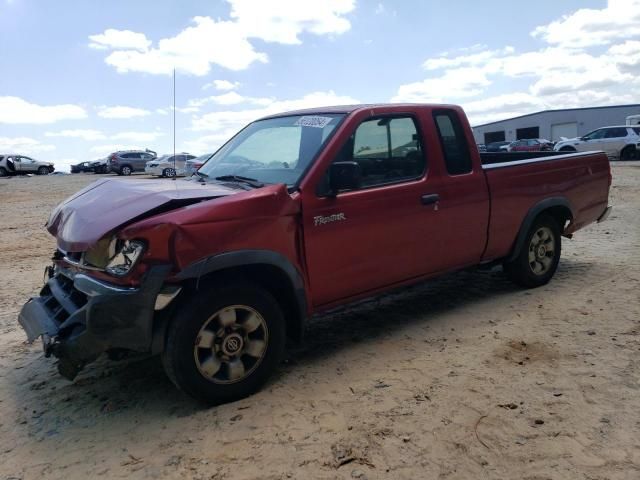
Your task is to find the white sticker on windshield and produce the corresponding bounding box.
[294,116,333,128]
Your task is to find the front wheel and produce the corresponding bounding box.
[37,166,49,175]
[162,282,286,405]
[0,167,8,177]
[163,168,177,177]
[504,214,561,288]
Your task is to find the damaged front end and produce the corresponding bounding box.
[18,262,172,379]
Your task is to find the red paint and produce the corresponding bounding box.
[50,104,611,310]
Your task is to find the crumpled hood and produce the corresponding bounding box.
[47,178,238,252]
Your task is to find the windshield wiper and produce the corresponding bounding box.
[214,174,264,188]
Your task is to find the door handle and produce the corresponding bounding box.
[420,193,440,206]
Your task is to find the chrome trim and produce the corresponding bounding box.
[154,285,182,310]
[74,273,137,297]
[63,254,105,272]
[482,151,604,170]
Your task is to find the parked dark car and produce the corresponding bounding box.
[107,149,157,175]
[486,141,511,152]
[71,161,96,173]
[91,158,110,174]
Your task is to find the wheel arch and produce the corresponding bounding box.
[507,197,573,262]
[174,250,308,344]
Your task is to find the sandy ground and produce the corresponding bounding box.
[0,167,639,480]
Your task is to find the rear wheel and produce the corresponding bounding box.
[37,166,49,175]
[120,165,132,176]
[0,167,7,177]
[163,168,177,177]
[559,146,576,152]
[620,146,636,161]
[162,282,286,405]
[504,214,561,288]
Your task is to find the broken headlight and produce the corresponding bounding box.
[105,240,145,277]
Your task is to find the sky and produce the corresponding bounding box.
[1,0,639,171]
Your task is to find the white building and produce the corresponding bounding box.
[472,104,640,145]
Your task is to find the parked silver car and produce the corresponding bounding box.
[0,154,54,176]
[554,126,640,160]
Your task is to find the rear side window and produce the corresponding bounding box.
[633,127,640,135]
[433,110,472,175]
[605,127,628,138]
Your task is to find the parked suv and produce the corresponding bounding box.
[108,149,157,175]
[554,126,640,160]
[0,154,54,176]
[145,153,196,177]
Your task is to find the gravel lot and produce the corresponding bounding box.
[0,166,639,480]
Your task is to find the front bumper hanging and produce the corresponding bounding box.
[18,264,171,379]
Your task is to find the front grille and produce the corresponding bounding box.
[41,273,88,328]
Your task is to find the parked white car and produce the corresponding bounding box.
[145,153,196,177]
[554,126,640,160]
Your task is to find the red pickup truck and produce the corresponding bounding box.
[19,104,612,404]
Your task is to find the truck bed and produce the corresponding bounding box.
[479,150,611,262]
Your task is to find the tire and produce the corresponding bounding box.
[163,168,176,177]
[504,214,561,288]
[620,147,636,161]
[120,165,132,176]
[162,282,286,405]
[559,146,576,152]
[0,167,7,177]
[37,166,49,175]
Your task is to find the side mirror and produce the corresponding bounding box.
[328,161,361,196]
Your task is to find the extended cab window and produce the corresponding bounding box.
[433,111,472,175]
[333,116,425,189]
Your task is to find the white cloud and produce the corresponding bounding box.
[228,0,355,44]
[188,91,273,108]
[0,136,56,154]
[89,0,355,76]
[391,68,491,103]
[45,129,106,141]
[88,29,151,51]
[531,0,640,48]
[111,131,164,142]
[97,105,151,119]
[89,144,144,155]
[423,46,515,70]
[0,96,87,124]
[191,90,359,133]
[203,79,241,91]
[393,2,640,123]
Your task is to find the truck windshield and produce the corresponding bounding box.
[198,114,345,186]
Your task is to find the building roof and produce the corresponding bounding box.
[472,104,640,129]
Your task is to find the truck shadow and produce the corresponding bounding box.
[6,258,596,441]
[285,258,597,366]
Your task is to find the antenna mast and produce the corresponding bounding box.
[173,68,176,171]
